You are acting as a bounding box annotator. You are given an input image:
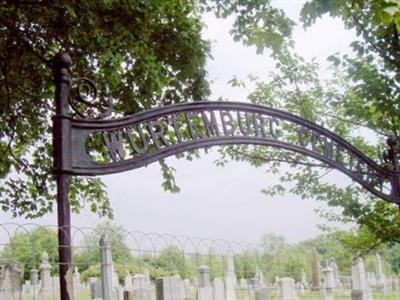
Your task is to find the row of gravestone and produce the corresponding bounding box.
[1,252,400,300]
[88,265,300,300]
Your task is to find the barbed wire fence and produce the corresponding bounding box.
[0,223,399,300]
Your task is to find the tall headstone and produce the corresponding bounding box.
[351,258,373,300]
[329,260,342,290]
[278,278,298,300]
[30,268,39,286]
[37,252,53,300]
[73,266,82,292]
[322,266,335,300]
[100,235,113,300]
[255,266,264,286]
[300,270,308,289]
[226,254,237,285]
[198,266,211,288]
[124,271,133,289]
[90,278,103,300]
[375,254,387,294]
[183,279,195,300]
[212,278,225,300]
[156,275,184,300]
[0,262,23,300]
[311,250,321,291]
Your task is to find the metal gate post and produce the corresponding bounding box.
[53,52,74,300]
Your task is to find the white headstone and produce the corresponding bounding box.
[300,270,307,289]
[156,275,184,300]
[198,266,211,288]
[212,278,225,300]
[90,278,103,300]
[133,274,151,289]
[278,278,298,300]
[225,276,237,300]
[183,279,195,300]
[125,271,133,289]
[322,266,334,300]
[73,266,82,292]
[226,254,237,286]
[37,252,54,300]
[197,286,213,300]
[0,263,23,300]
[375,254,387,294]
[351,258,373,300]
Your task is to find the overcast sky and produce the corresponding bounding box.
[1,2,359,244]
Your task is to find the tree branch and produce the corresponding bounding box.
[231,149,331,169]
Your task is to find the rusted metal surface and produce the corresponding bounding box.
[61,99,400,204]
[53,52,74,300]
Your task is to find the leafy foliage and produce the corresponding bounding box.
[0,0,210,218]
[0,227,59,279]
[213,0,400,248]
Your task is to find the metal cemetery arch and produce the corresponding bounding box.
[52,53,400,299]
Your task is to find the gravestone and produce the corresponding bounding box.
[0,262,23,300]
[255,266,264,286]
[300,269,308,289]
[278,277,298,300]
[351,257,373,300]
[124,288,152,300]
[329,260,342,290]
[23,280,31,295]
[133,274,151,289]
[30,268,39,286]
[183,279,196,300]
[156,275,184,300]
[322,266,335,300]
[311,250,321,291]
[255,287,269,300]
[375,254,387,294]
[198,266,211,288]
[213,278,225,300]
[226,254,237,286]
[225,275,237,300]
[73,267,82,292]
[37,252,54,300]
[197,286,213,300]
[124,271,133,289]
[29,268,40,297]
[90,278,103,300]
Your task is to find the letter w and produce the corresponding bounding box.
[102,130,126,162]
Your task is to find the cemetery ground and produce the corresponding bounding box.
[1,223,399,300]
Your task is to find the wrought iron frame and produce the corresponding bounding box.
[52,52,400,300]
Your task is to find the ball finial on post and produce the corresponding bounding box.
[54,51,72,70]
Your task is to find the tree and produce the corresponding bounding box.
[211,0,400,248]
[0,0,210,218]
[0,227,59,279]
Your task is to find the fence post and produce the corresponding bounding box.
[100,235,113,300]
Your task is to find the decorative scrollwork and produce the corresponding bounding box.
[382,136,400,170]
[69,78,113,119]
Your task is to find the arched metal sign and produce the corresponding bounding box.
[65,100,399,204]
[52,53,400,300]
